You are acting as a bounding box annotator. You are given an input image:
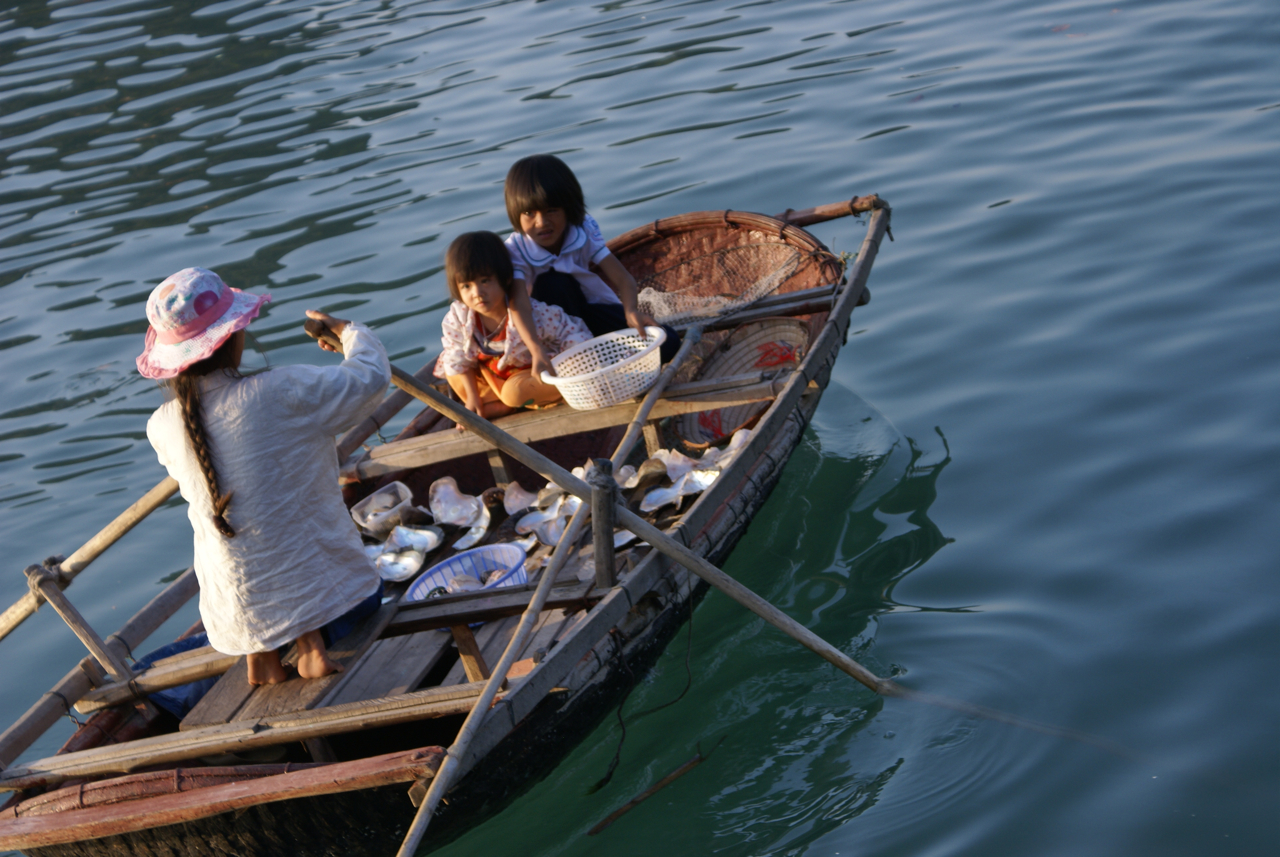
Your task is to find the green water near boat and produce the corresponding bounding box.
[1,0,1277,854]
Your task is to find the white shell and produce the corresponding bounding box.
[387,525,444,553]
[640,485,682,513]
[375,547,425,582]
[452,521,489,550]
[503,481,539,515]
[445,574,483,594]
[651,449,697,482]
[516,495,563,534]
[615,465,637,488]
[428,477,485,528]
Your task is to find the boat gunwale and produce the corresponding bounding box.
[0,748,443,851]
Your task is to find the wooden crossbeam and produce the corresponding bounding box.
[341,374,802,482]
[75,648,237,714]
[386,581,597,637]
[0,682,492,791]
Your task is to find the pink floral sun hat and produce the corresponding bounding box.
[136,268,271,380]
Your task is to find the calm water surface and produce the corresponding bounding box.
[1,0,1277,854]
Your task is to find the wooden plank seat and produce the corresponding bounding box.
[74,578,599,717]
[384,580,597,637]
[340,371,802,483]
[180,602,400,731]
[320,629,454,709]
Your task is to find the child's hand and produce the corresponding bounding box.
[625,308,656,333]
[456,396,483,430]
[532,351,555,381]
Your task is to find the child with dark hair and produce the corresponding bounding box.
[502,154,682,369]
[435,231,592,420]
[139,268,390,687]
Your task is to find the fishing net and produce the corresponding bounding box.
[634,242,805,326]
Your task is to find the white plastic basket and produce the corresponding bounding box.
[402,544,527,603]
[540,326,666,410]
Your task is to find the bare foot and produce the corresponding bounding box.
[295,630,344,679]
[247,651,288,685]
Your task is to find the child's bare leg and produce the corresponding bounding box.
[295,630,343,679]
[476,365,518,417]
[496,368,562,409]
[448,370,513,422]
[247,650,288,685]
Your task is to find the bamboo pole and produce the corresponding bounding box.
[75,649,238,714]
[335,359,438,461]
[24,567,133,684]
[609,325,701,462]
[0,567,198,769]
[0,477,179,644]
[774,193,885,228]
[588,460,618,589]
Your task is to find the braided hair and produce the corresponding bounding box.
[168,334,243,538]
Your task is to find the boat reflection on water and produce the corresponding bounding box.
[500,388,958,857]
[760,383,955,636]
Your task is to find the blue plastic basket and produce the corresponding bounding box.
[403,543,528,603]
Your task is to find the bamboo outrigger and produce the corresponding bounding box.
[0,196,890,856]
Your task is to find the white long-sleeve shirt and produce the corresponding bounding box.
[147,323,390,655]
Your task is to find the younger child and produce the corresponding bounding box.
[501,154,682,371]
[436,231,592,419]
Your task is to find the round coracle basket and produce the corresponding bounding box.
[541,326,667,410]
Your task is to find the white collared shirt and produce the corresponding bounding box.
[505,214,621,306]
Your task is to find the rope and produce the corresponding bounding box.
[105,633,133,660]
[586,583,702,793]
[628,588,695,720]
[586,629,634,794]
[43,690,84,728]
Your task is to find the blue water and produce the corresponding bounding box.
[2,0,1277,854]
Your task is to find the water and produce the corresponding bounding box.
[1,0,1277,854]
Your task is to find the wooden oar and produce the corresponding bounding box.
[359,359,1127,751]
[394,327,703,856]
[310,305,1130,761]
[0,476,179,644]
[307,319,898,695]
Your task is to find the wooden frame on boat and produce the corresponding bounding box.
[0,197,889,856]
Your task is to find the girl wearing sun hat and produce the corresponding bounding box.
[140,267,391,686]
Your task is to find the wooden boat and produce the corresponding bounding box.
[0,196,891,856]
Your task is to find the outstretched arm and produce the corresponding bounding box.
[596,254,655,331]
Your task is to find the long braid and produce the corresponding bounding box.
[173,375,235,537]
[167,335,242,538]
